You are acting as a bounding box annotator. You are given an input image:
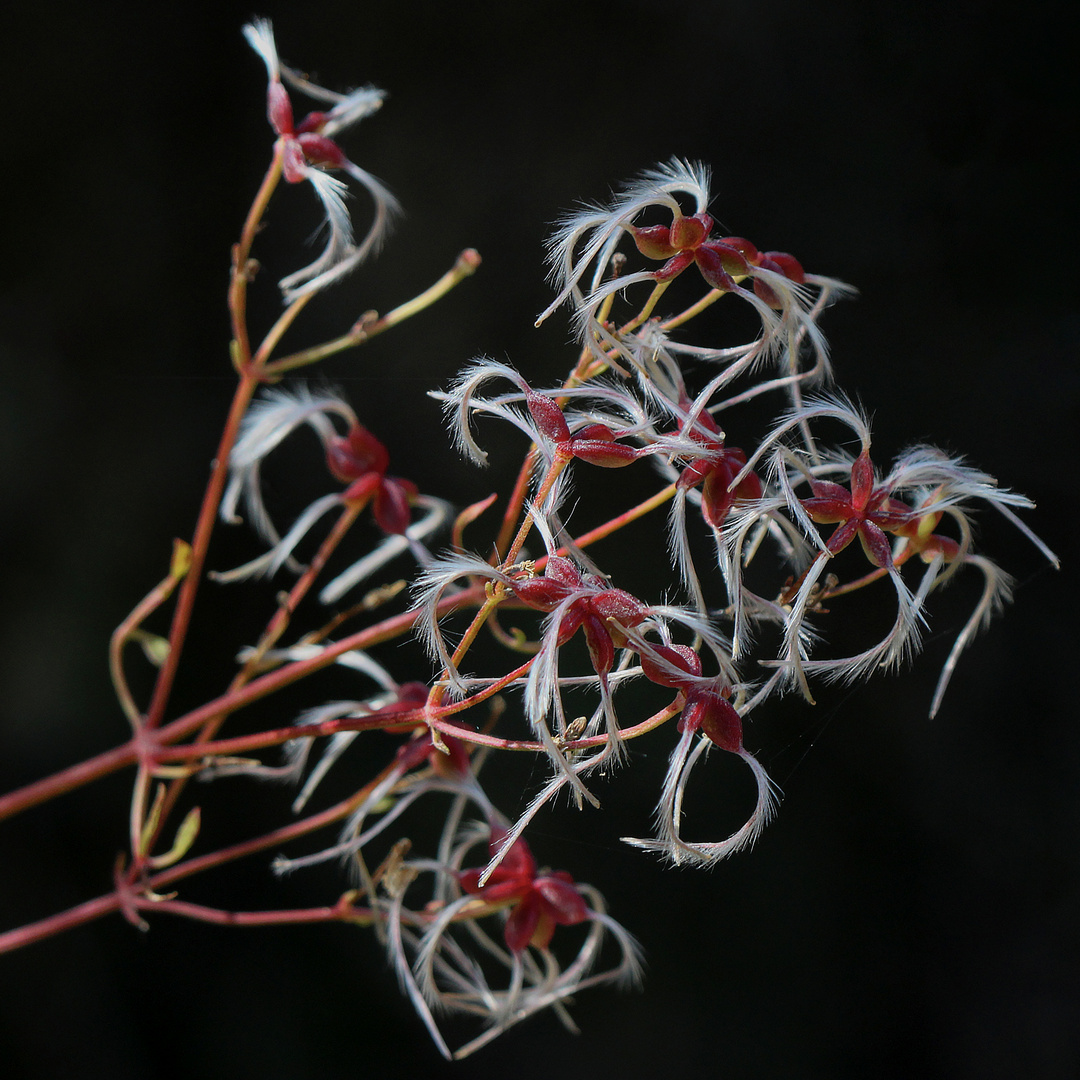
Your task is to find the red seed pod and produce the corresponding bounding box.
[733,466,763,503]
[880,497,916,530]
[691,448,758,527]
[554,604,587,646]
[678,459,713,491]
[525,390,571,444]
[803,480,854,523]
[702,469,738,528]
[918,534,961,562]
[281,140,310,184]
[395,733,435,770]
[824,518,861,557]
[694,249,736,292]
[504,891,544,953]
[341,471,382,507]
[491,832,536,880]
[534,874,589,926]
[573,423,617,441]
[653,249,697,283]
[706,241,752,277]
[680,405,723,442]
[752,256,789,308]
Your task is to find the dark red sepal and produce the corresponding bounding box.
[341,472,382,507]
[295,110,329,134]
[639,643,701,690]
[582,613,615,676]
[512,575,574,612]
[684,689,743,752]
[327,426,390,482]
[717,236,760,262]
[569,439,643,468]
[544,556,584,589]
[850,450,876,508]
[504,891,544,953]
[857,520,894,569]
[534,874,589,926]
[589,588,649,627]
[763,251,805,283]
[267,82,294,136]
[282,140,310,184]
[669,213,711,250]
[296,132,347,169]
[631,224,676,260]
[526,390,571,443]
[373,478,415,535]
[695,241,751,291]
[653,250,697,282]
[824,518,861,556]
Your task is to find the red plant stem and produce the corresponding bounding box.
[0,694,682,955]
[141,150,284,735]
[494,449,537,560]
[0,465,682,824]
[0,765,392,954]
[0,461,683,825]
[136,898,373,928]
[503,454,569,566]
[110,548,187,731]
[145,501,367,849]
[228,142,285,372]
[545,482,677,562]
[125,361,262,862]
[428,700,681,753]
[149,654,537,764]
[150,709,431,762]
[246,502,365,671]
[0,892,130,953]
[0,583,486,823]
[141,374,261,732]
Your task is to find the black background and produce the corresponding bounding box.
[1,2,1077,1078]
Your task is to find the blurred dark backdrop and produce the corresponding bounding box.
[1,2,1077,1078]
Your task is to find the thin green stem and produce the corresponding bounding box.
[263,248,481,376]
